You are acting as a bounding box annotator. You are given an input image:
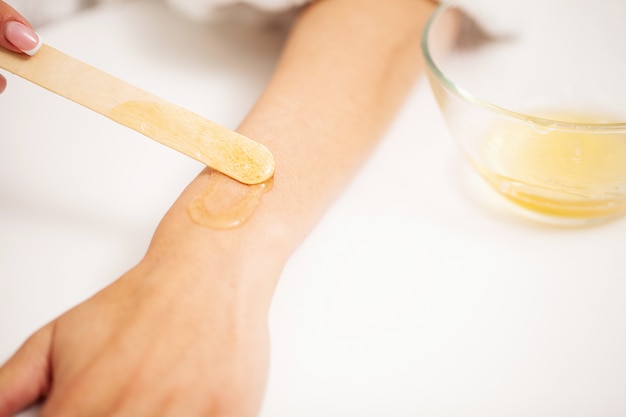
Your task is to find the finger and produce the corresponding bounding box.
[0,74,6,94]
[0,323,54,417]
[0,1,42,55]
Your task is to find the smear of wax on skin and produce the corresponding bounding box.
[187,170,273,229]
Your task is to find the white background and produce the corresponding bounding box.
[1,1,625,416]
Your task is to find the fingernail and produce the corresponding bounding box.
[4,21,43,56]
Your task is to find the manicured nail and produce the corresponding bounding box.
[4,21,43,56]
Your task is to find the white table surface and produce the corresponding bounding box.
[1,1,625,416]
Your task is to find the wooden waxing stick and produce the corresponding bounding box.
[0,44,275,185]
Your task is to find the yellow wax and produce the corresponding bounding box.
[480,112,626,220]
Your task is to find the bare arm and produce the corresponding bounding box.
[152,0,434,289]
[0,1,436,416]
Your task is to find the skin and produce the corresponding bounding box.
[0,0,35,92]
[0,1,33,54]
[0,0,437,416]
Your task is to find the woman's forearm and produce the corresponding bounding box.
[241,0,436,238]
[148,0,436,297]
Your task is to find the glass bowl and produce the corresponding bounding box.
[422,0,626,225]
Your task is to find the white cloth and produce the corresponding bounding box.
[11,0,313,26]
[17,0,510,36]
[166,0,514,35]
[164,0,311,21]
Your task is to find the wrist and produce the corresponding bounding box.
[139,171,294,305]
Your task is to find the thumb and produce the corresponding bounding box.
[0,323,54,417]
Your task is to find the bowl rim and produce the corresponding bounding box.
[421,2,626,133]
